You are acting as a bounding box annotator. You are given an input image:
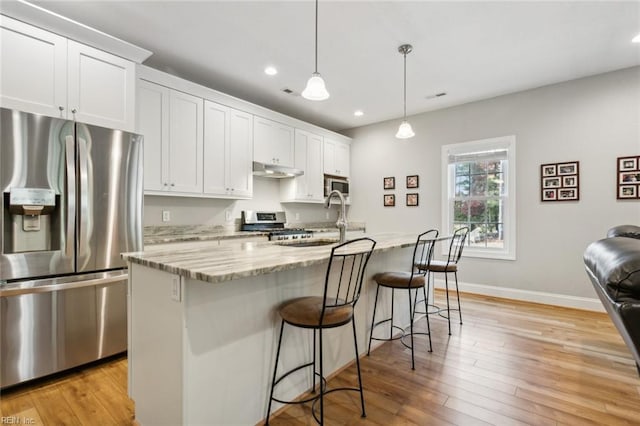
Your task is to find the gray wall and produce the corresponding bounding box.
[346,66,640,300]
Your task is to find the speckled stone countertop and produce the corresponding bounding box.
[143,222,366,245]
[123,232,413,284]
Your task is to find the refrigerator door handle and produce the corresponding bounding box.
[78,136,90,258]
[0,272,127,297]
[65,135,76,258]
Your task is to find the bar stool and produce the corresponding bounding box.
[367,230,438,369]
[266,238,376,425]
[416,227,468,335]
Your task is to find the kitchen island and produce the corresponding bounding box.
[123,233,419,425]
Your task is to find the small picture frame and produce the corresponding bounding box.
[540,161,579,202]
[619,185,637,199]
[617,156,640,200]
[383,176,395,190]
[406,193,419,206]
[406,175,419,189]
[542,165,557,177]
[383,194,395,207]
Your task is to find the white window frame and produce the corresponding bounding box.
[441,135,516,260]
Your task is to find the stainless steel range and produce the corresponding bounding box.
[240,211,313,241]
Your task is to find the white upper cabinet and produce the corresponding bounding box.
[323,138,350,178]
[253,116,294,167]
[281,129,324,203]
[0,16,135,131]
[203,100,253,198]
[0,15,66,118]
[67,40,135,131]
[136,80,203,195]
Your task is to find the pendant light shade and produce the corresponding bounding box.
[396,44,414,139]
[302,72,329,100]
[395,120,415,139]
[302,0,329,101]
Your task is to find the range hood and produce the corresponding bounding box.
[252,161,304,178]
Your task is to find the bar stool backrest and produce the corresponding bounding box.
[446,227,470,266]
[321,238,377,322]
[412,229,439,278]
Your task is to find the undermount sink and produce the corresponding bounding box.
[274,239,339,247]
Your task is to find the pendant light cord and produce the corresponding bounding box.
[403,51,407,120]
[314,0,319,73]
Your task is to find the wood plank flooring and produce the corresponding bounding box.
[2,291,639,425]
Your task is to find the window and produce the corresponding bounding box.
[441,136,516,260]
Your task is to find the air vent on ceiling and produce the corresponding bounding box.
[425,92,447,100]
[281,87,299,96]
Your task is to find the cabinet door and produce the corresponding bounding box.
[67,40,135,131]
[137,80,169,192]
[323,139,336,175]
[227,109,253,198]
[335,141,350,178]
[253,116,294,167]
[293,129,323,201]
[0,16,66,118]
[168,90,203,193]
[203,100,228,196]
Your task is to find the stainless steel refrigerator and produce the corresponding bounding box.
[0,108,143,388]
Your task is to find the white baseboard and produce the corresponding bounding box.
[433,278,605,312]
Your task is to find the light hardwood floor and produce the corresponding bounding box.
[1,291,639,425]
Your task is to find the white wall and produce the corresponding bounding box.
[144,177,340,227]
[346,67,640,301]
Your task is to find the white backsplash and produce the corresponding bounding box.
[143,177,343,228]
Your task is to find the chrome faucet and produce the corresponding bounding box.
[324,190,347,243]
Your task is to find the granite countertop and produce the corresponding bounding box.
[143,222,366,245]
[123,232,414,285]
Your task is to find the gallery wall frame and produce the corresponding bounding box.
[541,161,579,202]
[617,155,640,200]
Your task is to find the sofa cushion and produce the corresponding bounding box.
[584,237,640,301]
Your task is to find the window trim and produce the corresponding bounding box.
[441,135,517,260]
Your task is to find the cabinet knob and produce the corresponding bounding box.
[71,108,77,114]
[59,106,64,112]
[163,183,168,187]
[170,183,175,187]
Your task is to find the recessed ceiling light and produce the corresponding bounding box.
[633,33,640,43]
[354,110,364,117]
[264,66,278,76]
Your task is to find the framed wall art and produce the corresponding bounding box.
[617,155,640,199]
[406,193,419,206]
[540,161,579,202]
[383,176,395,190]
[406,175,419,189]
[383,194,395,207]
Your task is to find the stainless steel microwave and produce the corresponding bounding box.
[324,177,349,197]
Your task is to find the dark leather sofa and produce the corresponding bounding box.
[584,225,640,375]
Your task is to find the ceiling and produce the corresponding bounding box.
[21,1,640,133]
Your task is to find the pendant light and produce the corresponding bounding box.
[302,0,329,101]
[396,44,415,139]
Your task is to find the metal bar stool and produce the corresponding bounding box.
[415,227,469,335]
[266,238,376,425]
[367,230,438,369]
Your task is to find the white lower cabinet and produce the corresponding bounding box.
[137,80,203,194]
[281,129,324,202]
[0,15,135,131]
[203,100,253,198]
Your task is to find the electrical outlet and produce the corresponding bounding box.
[162,210,171,222]
[325,211,330,220]
[171,276,181,302]
[295,212,300,221]
[225,210,231,221]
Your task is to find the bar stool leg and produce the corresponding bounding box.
[408,288,415,370]
[312,329,317,392]
[445,272,452,335]
[390,289,395,340]
[318,328,324,425]
[423,278,433,352]
[351,317,366,417]
[367,285,381,355]
[454,272,463,325]
[266,320,286,425]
